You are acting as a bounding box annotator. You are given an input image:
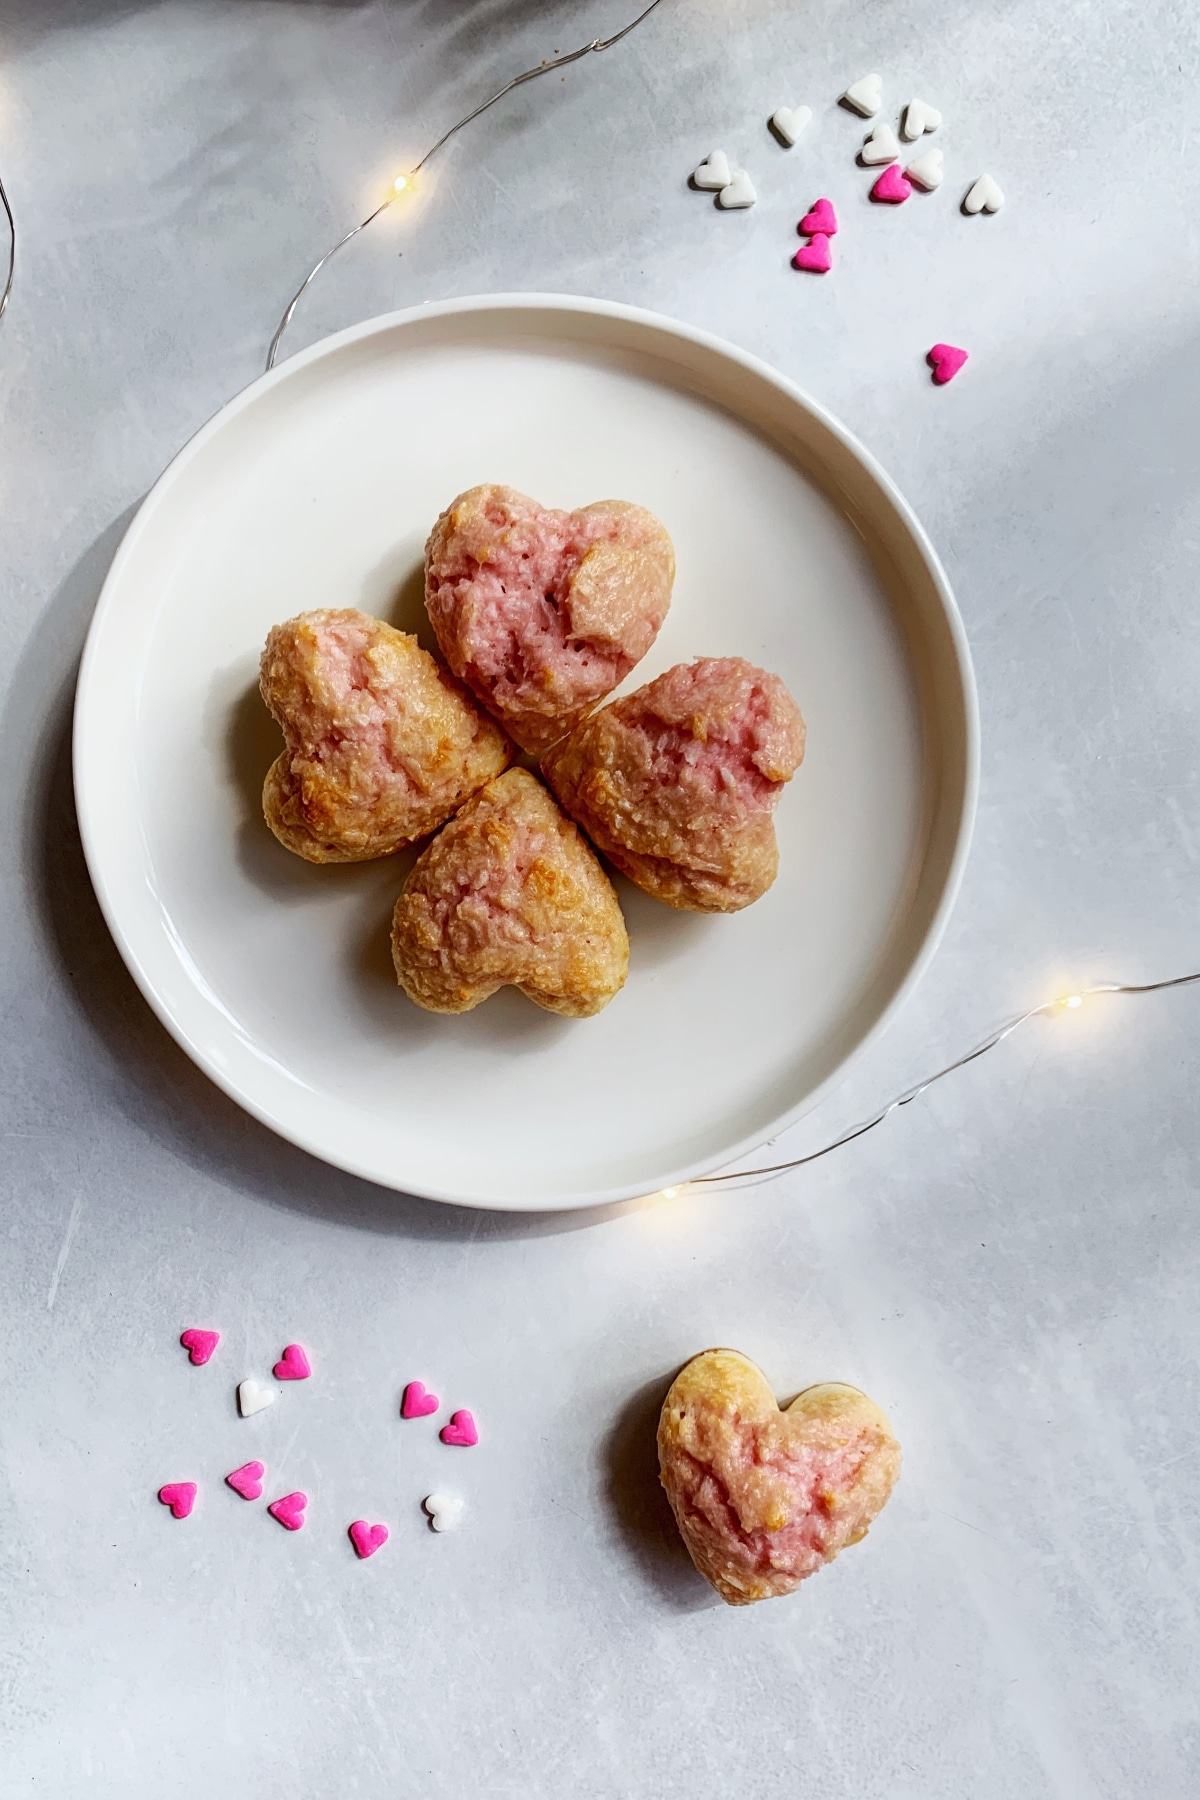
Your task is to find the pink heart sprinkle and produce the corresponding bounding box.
[348,1520,389,1560]
[792,233,833,274]
[225,1461,265,1501]
[870,163,912,204]
[401,1381,439,1419]
[440,1410,478,1448]
[180,1328,219,1366]
[272,1343,311,1381]
[268,1491,308,1531]
[928,343,969,385]
[157,1482,197,1519]
[799,197,837,236]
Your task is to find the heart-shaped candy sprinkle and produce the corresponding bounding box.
[861,121,901,166]
[225,1461,265,1501]
[692,149,731,190]
[440,1410,478,1448]
[964,173,1004,214]
[401,1380,440,1419]
[842,73,882,117]
[928,343,969,385]
[237,1378,276,1417]
[348,1519,389,1559]
[799,197,837,236]
[717,169,756,209]
[423,1492,465,1533]
[870,163,912,204]
[658,1350,901,1605]
[268,1491,308,1531]
[901,98,942,140]
[180,1328,219,1366]
[272,1343,311,1382]
[157,1482,197,1520]
[905,147,944,191]
[792,233,833,274]
[770,104,811,147]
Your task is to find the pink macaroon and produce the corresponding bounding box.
[657,1350,902,1605]
[424,485,675,754]
[542,657,806,913]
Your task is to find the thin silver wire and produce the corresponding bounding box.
[0,172,15,324]
[689,968,1200,1187]
[266,0,668,370]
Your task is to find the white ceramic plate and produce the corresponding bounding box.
[74,295,978,1211]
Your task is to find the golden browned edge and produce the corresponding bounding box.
[261,758,392,864]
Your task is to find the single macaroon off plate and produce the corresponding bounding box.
[74,295,978,1211]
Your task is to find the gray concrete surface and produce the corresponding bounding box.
[2,1,1199,1794]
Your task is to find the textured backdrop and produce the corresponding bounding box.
[1,2,1198,1795]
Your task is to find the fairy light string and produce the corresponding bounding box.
[267,0,668,370]
[0,171,15,324]
[675,969,1200,1191]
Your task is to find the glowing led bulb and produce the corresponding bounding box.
[661,1187,679,1199]
[392,174,410,193]
[1064,995,1083,1009]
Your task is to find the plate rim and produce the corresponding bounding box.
[73,291,980,1212]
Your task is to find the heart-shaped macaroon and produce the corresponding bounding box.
[870,162,913,204]
[180,1328,219,1366]
[157,1482,197,1520]
[770,105,811,146]
[260,610,511,864]
[842,72,882,116]
[425,486,674,755]
[901,98,942,140]
[658,1350,901,1605]
[799,197,837,236]
[963,172,1004,214]
[542,657,805,914]
[692,149,732,189]
[860,120,900,165]
[792,233,833,274]
[716,168,757,209]
[392,768,629,1016]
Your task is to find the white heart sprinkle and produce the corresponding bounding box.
[905,146,944,191]
[964,173,1004,214]
[237,1378,276,1417]
[770,104,812,147]
[861,121,901,165]
[902,99,942,141]
[843,73,883,117]
[423,1492,465,1533]
[717,168,756,209]
[692,149,732,190]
